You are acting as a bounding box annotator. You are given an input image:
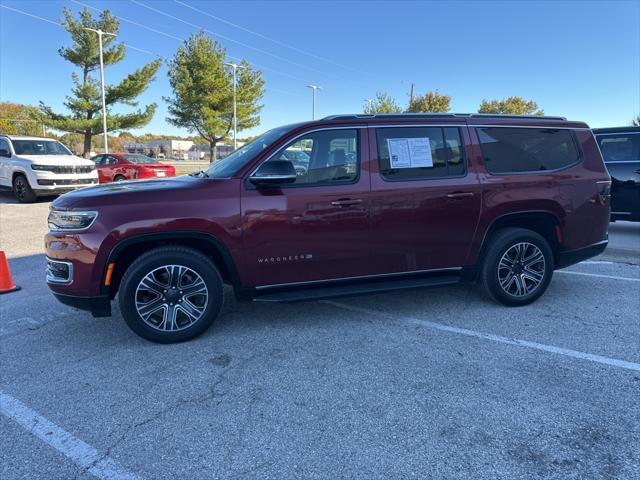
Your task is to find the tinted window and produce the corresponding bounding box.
[12,140,72,156]
[376,127,465,180]
[596,133,640,162]
[0,138,10,153]
[124,154,158,164]
[265,129,359,186]
[477,127,580,174]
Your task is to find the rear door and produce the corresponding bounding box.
[368,123,481,273]
[596,131,640,219]
[0,138,12,185]
[241,127,373,287]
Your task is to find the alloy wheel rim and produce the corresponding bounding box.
[497,242,546,297]
[135,264,208,332]
[15,179,26,199]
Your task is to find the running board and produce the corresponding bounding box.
[253,275,460,303]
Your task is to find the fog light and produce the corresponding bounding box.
[46,258,73,284]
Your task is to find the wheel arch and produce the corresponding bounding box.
[101,231,242,298]
[475,210,562,270]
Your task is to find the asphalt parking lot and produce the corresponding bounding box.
[1,193,639,480]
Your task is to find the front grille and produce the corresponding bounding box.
[53,165,95,174]
[38,179,97,186]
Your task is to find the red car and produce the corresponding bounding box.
[91,153,175,183]
[47,114,610,343]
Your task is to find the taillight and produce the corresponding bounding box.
[596,180,611,205]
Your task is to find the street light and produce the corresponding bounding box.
[225,62,246,150]
[364,98,374,112]
[84,27,116,154]
[306,84,322,120]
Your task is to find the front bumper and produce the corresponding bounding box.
[52,292,112,317]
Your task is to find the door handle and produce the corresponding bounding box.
[446,192,474,199]
[331,198,363,207]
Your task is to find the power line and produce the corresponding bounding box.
[173,0,361,74]
[71,0,312,82]
[0,4,164,58]
[129,0,339,79]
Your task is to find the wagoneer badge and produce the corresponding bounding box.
[258,254,313,264]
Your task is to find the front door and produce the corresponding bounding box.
[369,124,481,273]
[241,127,372,287]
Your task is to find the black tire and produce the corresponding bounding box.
[114,175,126,182]
[479,227,554,306]
[118,246,223,343]
[12,174,37,203]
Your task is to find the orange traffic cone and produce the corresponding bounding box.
[0,251,20,294]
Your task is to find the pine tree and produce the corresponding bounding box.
[39,7,161,157]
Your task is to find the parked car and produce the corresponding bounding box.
[593,126,640,221]
[90,153,176,183]
[0,135,98,202]
[45,113,611,343]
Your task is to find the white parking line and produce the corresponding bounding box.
[556,270,640,282]
[322,301,640,373]
[0,391,141,480]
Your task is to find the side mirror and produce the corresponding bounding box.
[249,160,297,186]
[0,149,11,158]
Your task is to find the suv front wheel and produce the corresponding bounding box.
[13,174,37,203]
[480,228,554,306]
[118,246,223,343]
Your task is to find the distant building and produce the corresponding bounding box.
[123,139,194,159]
[187,143,243,161]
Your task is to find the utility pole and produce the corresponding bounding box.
[84,27,116,154]
[306,84,322,120]
[409,83,415,108]
[225,62,246,150]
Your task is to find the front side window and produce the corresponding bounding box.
[596,133,640,162]
[0,138,11,154]
[12,140,73,156]
[376,127,466,180]
[477,127,580,174]
[264,129,359,186]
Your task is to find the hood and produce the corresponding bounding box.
[18,155,94,166]
[52,175,213,209]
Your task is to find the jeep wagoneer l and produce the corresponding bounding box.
[45,114,611,343]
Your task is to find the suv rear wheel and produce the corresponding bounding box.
[13,174,37,203]
[480,228,554,306]
[118,246,223,343]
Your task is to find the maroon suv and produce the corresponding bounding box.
[45,114,611,343]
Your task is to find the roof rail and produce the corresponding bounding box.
[322,113,567,121]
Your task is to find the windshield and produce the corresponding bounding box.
[124,154,159,164]
[205,125,298,178]
[12,140,73,156]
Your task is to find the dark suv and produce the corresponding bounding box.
[593,126,640,221]
[45,114,611,343]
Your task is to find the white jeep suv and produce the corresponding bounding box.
[0,135,98,203]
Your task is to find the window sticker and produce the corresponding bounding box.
[387,137,433,168]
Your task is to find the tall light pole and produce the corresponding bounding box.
[306,84,322,120]
[84,27,116,154]
[225,62,246,150]
[364,98,374,112]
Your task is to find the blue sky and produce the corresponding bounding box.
[1,0,638,138]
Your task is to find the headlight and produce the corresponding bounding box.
[48,210,98,232]
[31,164,57,172]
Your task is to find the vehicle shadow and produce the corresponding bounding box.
[0,191,56,205]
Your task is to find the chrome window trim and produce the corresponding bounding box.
[594,132,640,136]
[46,258,74,285]
[249,126,363,178]
[255,266,462,290]
[473,125,590,130]
[604,160,640,164]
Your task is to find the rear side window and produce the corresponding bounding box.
[596,133,640,162]
[376,127,466,180]
[477,127,580,174]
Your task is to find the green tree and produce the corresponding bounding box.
[165,32,265,161]
[0,103,45,136]
[407,91,451,113]
[363,92,402,114]
[478,96,544,115]
[39,7,161,157]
